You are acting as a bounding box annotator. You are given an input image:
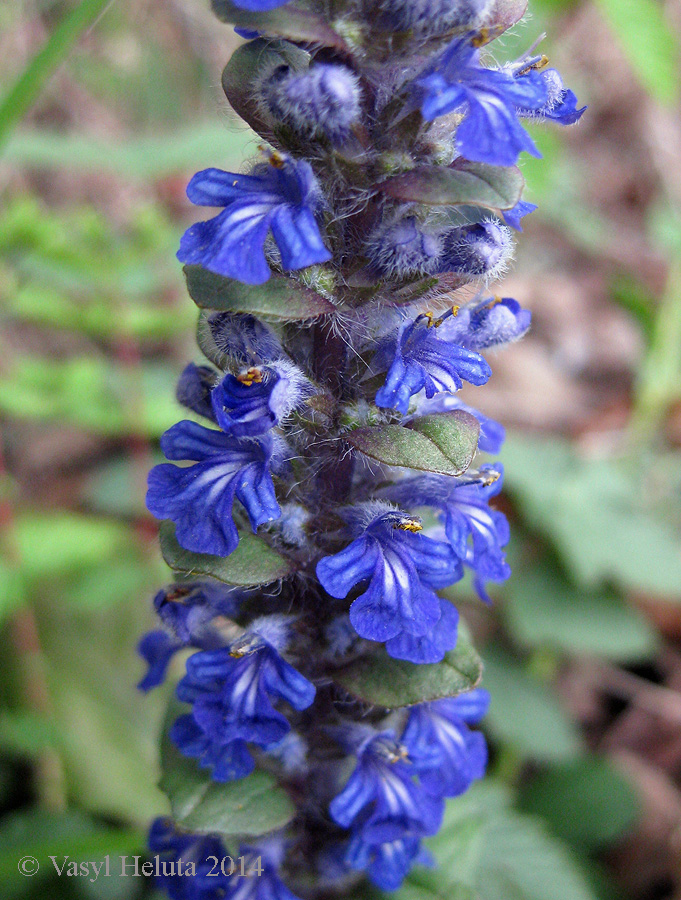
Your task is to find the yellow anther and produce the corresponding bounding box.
[388,745,410,763]
[268,150,286,169]
[516,55,550,77]
[432,304,459,328]
[237,367,264,386]
[257,145,286,169]
[482,470,501,486]
[424,310,435,327]
[471,28,489,48]
[482,295,502,311]
[165,586,191,603]
[395,517,423,533]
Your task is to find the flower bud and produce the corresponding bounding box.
[366,216,443,278]
[439,220,513,280]
[206,311,282,368]
[260,63,362,144]
[465,296,531,348]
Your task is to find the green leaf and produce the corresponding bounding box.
[519,757,640,852]
[505,560,658,662]
[0,560,25,623]
[333,630,482,707]
[184,265,335,321]
[385,875,475,900]
[502,432,681,599]
[0,357,183,438]
[160,701,295,838]
[390,781,597,900]
[159,521,294,587]
[63,554,158,611]
[0,711,59,757]
[83,455,165,519]
[595,0,680,105]
[0,0,113,151]
[211,0,348,51]
[482,646,583,761]
[7,281,196,340]
[0,809,143,884]
[4,122,253,180]
[36,591,169,824]
[380,162,523,211]
[14,512,131,580]
[346,411,480,476]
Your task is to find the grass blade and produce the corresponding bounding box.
[0,0,113,151]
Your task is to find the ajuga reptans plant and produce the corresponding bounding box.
[139,0,585,894]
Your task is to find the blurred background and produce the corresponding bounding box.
[1,1,680,898]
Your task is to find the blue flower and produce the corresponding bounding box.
[138,631,182,692]
[464,296,531,349]
[415,394,505,454]
[176,363,218,421]
[153,581,244,644]
[346,833,434,891]
[210,361,309,437]
[233,0,289,10]
[232,0,291,11]
[177,154,331,285]
[384,465,511,602]
[265,730,309,775]
[234,27,261,39]
[374,313,492,416]
[402,689,490,797]
[148,817,231,900]
[329,729,444,844]
[517,68,586,125]
[138,582,245,691]
[316,505,462,663]
[417,39,548,166]
[228,840,303,900]
[502,199,537,232]
[148,823,302,900]
[383,596,459,665]
[146,421,281,557]
[171,616,315,782]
